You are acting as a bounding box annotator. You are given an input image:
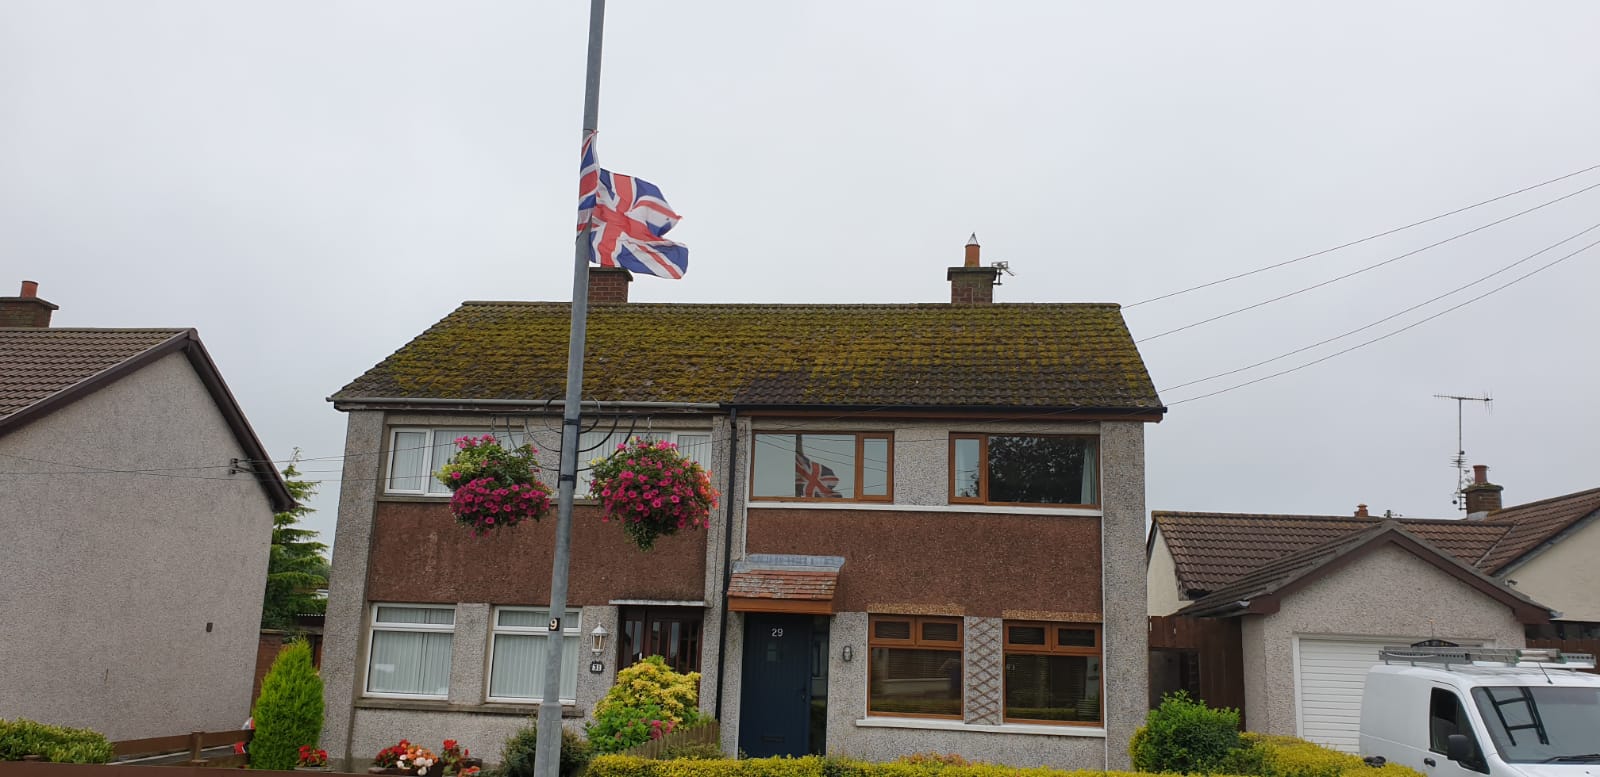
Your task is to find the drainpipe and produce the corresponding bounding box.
[713,407,739,720]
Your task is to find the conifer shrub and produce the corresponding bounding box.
[497,723,591,777]
[250,639,324,770]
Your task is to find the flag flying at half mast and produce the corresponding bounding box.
[577,133,689,279]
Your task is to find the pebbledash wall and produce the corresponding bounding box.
[322,412,1147,769]
[1240,543,1528,738]
[319,411,733,764]
[0,352,273,741]
[716,418,1147,770]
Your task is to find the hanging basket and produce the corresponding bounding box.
[434,435,553,536]
[589,437,718,550]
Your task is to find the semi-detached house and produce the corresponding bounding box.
[320,241,1166,768]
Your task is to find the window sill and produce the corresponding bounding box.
[750,502,1102,517]
[355,698,585,718]
[854,717,1105,738]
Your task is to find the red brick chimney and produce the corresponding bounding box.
[948,233,1001,304]
[1354,504,1369,518]
[0,280,58,328]
[588,267,632,304]
[1463,464,1504,515]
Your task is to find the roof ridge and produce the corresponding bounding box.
[457,300,1127,309]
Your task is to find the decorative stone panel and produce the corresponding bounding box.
[964,616,1003,725]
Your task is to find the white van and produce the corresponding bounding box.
[1359,646,1600,777]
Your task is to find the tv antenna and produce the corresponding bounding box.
[1434,393,1492,511]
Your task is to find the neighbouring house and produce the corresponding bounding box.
[321,238,1165,768]
[0,280,293,741]
[1146,465,1600,752]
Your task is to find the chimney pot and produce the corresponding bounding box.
[1355,504,1369,518]
[20,280,38,298]
[964,233,981,268]
[1472,464,1488,485]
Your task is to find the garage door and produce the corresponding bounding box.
[1296,637,1410,753]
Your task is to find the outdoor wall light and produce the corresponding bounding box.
[842,645,854,662]
[591,624,609,657]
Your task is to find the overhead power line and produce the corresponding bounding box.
[1160,219,1600,392]
[1124,162,1600,309]
[1164,236,1600,406]
[1136,177,1600,343]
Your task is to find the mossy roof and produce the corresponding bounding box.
[333,302,1164,412]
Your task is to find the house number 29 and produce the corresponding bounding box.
[771,628,784,637]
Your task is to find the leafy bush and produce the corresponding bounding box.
[497,723,591,777]
[250,639,325,770]
[895,754,974,767]
[0,719,113,763]
[1129,691,1241,774]
[587,657,702,753]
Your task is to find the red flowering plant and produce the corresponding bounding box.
[439,739,478,776]
[371,740,437,775]
[434,435,553,536]
[588,438,718,550]
[296,745,329,768]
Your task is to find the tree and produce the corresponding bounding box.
[250,639,324,770]
[262,454,330,632]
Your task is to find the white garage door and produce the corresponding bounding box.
[1296,637,1408,753]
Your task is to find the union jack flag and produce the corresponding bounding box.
[795,448,842,499]
[576,133,689,279]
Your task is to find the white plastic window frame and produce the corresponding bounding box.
[363,603,456,700]
[485,607,583,704]
[384,427,529,497]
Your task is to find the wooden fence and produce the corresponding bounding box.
[616,721,721,760]
[1148,614,1246,725]
[1526,636,1600,674]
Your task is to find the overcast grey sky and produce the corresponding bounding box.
[4,2,1597,547]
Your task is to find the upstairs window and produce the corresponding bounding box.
[385,427,710,497]
[386,428,529,496]
[752,433,891,501]
[950,434,1098,506]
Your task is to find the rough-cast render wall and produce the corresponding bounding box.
[0,352,273,740]
[1146,530,1185,616]
[1099,421,1147,771]
[1504,517,1600,621]
[322,410,386,759]
[716,610,746,755]
[1243,543,1528,736]
[824,612,1105,768]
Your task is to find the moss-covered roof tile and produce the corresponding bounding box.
[333,302,1164,412]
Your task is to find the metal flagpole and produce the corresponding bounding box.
[534,2,605,777]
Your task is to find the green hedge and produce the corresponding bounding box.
[1230,734,1423,777]
[0,718,115,764]
[588,737,1425,777]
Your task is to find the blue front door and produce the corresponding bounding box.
[738,613,813,758]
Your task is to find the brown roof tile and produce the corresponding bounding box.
[332,302,1164,411]
[0,328,186,417]
[728,569,838,601]
[1153,510,1509,596]
[1477,487,1600,572]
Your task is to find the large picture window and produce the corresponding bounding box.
[752,432,891,501]
[366,604,454,698]
[867,615,962,718]
[1003,622,1101,725]
[487,608,582,703]
[950,434,1098,506]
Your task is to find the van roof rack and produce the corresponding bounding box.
[1379,645,1597,669]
